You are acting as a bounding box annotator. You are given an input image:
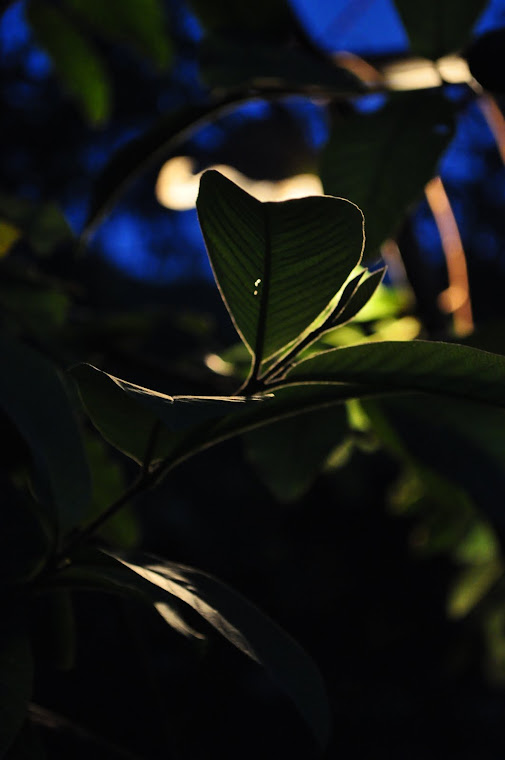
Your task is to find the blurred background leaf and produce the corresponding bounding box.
[320,91,455,261]
[62,0,172,70]
[244,406,349,502]
[26,1,112,126]
[394,0,488,59]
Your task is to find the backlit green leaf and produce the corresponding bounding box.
[285,340,505,409]
[331,268,386,328]
[197,170,364,367]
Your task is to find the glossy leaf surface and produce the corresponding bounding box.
[51,550,204,640]
[111,550,331,749]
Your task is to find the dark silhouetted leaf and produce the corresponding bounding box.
[320,91,455,260]
[84,434,138,547]
[285,339,505,409]
[187,0,293,39]
[0,494,51,585]
[0,285,69,336]
[27,1,111,125]
[466,28,505,93]
[83,94,248,236]
[244,405,349,502]
[365,394,505,543]
[201,37,364,94]
[110,550,331,749]
[30,591,75,671]
[197,170,364,368]
[63,0,172,69]
[394,0,487,59]
[0,336,91,534]
[3,717,47,760]
[0,616,32,756]
[0,194,72,256]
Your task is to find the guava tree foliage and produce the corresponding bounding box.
[4,167,505,755]
[4,0,505,756]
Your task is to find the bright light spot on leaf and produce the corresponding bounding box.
[156,156,323,210]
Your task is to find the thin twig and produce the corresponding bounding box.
[142,419,163,475]
[61,421,163,557]
[60,470,152,558]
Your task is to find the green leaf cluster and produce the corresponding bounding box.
[4,0,505,754]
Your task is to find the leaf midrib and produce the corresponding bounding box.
[251,203,272,377]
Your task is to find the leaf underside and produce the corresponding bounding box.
[286,340,505,410]
[196,170,365,366]
[72,363,262,463]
